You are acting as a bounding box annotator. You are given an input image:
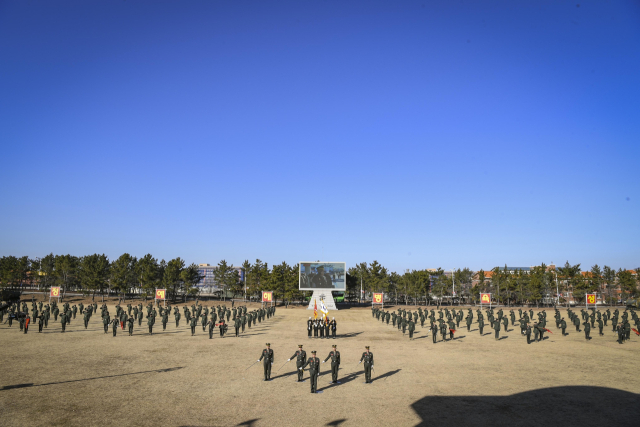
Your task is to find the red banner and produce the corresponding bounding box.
[50,287,60,298]
[586,294,596,305]
[373,293,383,304]
[262,291,273,302]
[480,293,491,304]
[155,289,166,300]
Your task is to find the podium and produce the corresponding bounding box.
[307,290,338,311]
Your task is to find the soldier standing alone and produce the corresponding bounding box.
[127,316,134,336]
[322,344,341,383]
[300,351,320,393]
[111,318,119,337]
[258,343,274,381]
[408,319,415,340]
[359,346,374,384]
[288,345,307,382]
[493,317,501,340]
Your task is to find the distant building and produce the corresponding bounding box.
[197,263,244,293]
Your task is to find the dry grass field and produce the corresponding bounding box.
[1,297,639,427]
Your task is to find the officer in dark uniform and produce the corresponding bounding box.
[583,320,591,340]
[162,313,168,331]
[234,316,241,337]
[493,317,501,340]
[330,317,337,338]
[430,322,438,343]
[207,318,215,339]
[359,346,374,384]
[217,318,226,337]
[127,316,134,336]
[147,314,154,335]
[322,344,341,383]
[258,343,274,381]
[560,318,567,336]
[616,324,624,344]
[525,323,532,344]
[300,351,320,393]
[102,314,109,333]
[307,317,313,338]
[408,319,415,340]
[288,345,307,382]
[111,318,119,336]
[324,318,330,337]
[439,320,447,341]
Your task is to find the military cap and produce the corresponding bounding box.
[298,344,303,348]
[266,343,271,346]
[332,345,336,348]
[311,350,316,354]
[365,345,370,349]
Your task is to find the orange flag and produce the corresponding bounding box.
[313,299,318,319]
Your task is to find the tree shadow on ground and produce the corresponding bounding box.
[0,367,184,391]
[411,386,640,426]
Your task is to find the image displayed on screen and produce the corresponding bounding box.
[299,262,346,291]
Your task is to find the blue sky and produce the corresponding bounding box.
[1,0,638,272]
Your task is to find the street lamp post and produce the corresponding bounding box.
[452,269,455,306]
[554,271,560,305]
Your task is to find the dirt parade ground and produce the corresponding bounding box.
[1,298,639,427]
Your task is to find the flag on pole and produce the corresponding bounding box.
[319,299,329,319]
[313,299,318,319]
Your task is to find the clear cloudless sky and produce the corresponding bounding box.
[1,0,639,272]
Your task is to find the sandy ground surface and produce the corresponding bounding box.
[1,297,639,427]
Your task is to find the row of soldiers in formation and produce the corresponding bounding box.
[306,317,337,338]
[1,298,277,338]
[253,343,374,393]
[371,305,639,344]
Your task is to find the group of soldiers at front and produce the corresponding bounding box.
[254,343,374,393]
[371,305,639,344]
[1,298,278,338]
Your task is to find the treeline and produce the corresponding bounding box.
[0,253,203,302]
[0,254,304,304]
[1,255,638,306]
[348,261,639,306]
